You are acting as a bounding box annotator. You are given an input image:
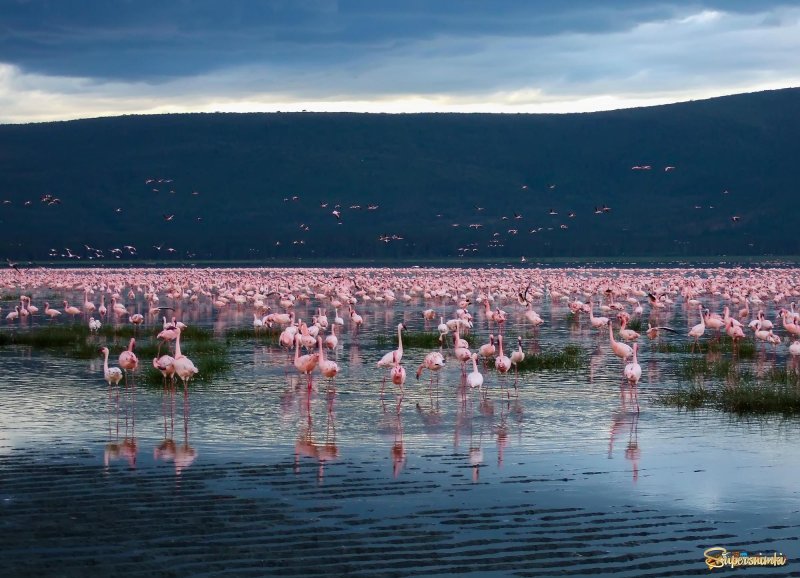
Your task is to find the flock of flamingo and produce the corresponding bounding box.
[3,267,800,417]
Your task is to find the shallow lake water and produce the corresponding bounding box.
[2,270,799,577]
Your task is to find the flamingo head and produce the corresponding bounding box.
[99,346,109,355]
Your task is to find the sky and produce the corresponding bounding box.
[1,0,799,123]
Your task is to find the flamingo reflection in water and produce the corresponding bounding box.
[104,378,138,471]
[391,411,406,479]
[608,383,641,483]
[294,388,339,484]
[153,371,197,477]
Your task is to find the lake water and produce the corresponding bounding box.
[1,269,799,577]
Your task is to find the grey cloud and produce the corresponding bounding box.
[0,0,791,81]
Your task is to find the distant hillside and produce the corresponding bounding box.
[1,88,798,262]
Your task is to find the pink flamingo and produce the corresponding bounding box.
[377,323,407,368]
[172,327,198,393]
[294,334,319,392]
[510,336,525,382]
[609,321,633,361]
[317,336,339,382]
[495,334,511,375]
[118,338,139,373]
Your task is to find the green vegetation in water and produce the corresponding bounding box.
[652,338,756,358]
[657,379,800,415]
[377,331,476,349]
[0,324,231,384]
[485,344,583,372]
[660,352,800,414]
[225,326,281,342]
[626,318,643,332]
[656,385,714,410]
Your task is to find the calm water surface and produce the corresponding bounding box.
[2,282,799,577]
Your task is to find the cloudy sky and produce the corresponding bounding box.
[1,0,799,123]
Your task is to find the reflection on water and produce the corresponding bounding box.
[608,384,641,483]
[293,385,339,483]
[104,381,137,470]
[153,383,197,477]
[4,273,800,576]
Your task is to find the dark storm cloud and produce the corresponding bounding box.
[0,0,790,81]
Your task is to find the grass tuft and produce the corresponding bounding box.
[485,344,583,372]
[658,379,800,415]
[377,331,476,349]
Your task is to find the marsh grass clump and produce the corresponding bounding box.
[659,381,800,415]
[626,318,643,332]
[485,343,583,372]
[656,385,713,410]
[226,326,281,341]
[652,338,756,358]
[377,331,474,349]
[678,357,741,381]
[0,324,233,383]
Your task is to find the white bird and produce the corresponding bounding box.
[623,343,642,385]
[100,346,123,387]
[466,353,483,390]
[377,323,407,368]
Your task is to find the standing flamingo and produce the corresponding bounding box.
[495,334,511,375]
[100,347,123,387]
[609,320,633,362]
[466,353,484,390]
[377,323,406,368]
[510,336,525,381]
[294,334,319,392]
[317,336,339,383]
[390,351,406,394]
[688,304,706,351]
[172,327,198,393]
[623,343,642,385]
[118,338,139,374]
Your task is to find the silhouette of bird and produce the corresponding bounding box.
[163,214,175,221]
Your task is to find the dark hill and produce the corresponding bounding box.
[1,88,798,262]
